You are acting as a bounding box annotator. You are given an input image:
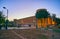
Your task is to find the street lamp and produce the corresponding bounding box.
[3,7,8,30]
[3,7,8,20]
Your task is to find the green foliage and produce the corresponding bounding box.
[55,18,60,25]
[53,29,60,33]
[35,9,50,19]
[0,11,5,25]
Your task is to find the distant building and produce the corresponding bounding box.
[14,16,56,28]
[14,16,36,28]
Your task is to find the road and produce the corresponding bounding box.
[1,27,36,30]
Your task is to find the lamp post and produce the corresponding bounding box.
[3,7,8,30]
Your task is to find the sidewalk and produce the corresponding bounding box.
[0,30,24,39]
[11,30,27,39]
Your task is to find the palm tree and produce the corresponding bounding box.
[35,9,50,28]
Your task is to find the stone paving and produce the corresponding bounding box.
[0,30,22,39]
[0,29,60,39]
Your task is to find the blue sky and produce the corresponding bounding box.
[0,0,60,21]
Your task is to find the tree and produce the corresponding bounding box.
[55,18,60,25]
[35,9,50,28]
[0,11,5,29]
[55,18,60,28]
[0,11,5,24]
[36,9,50,19]
[52,14,56,22]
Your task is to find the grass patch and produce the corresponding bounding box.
[53,29,60,33]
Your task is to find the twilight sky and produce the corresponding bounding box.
[0,0,60,21]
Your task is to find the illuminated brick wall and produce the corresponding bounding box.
[14,16,56,28]
[37,17,56,28]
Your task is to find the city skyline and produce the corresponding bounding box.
[0,0,60,21]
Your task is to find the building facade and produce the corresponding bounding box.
[37,17,56,28]
[14,16,36,27]
[14,16,56,28]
